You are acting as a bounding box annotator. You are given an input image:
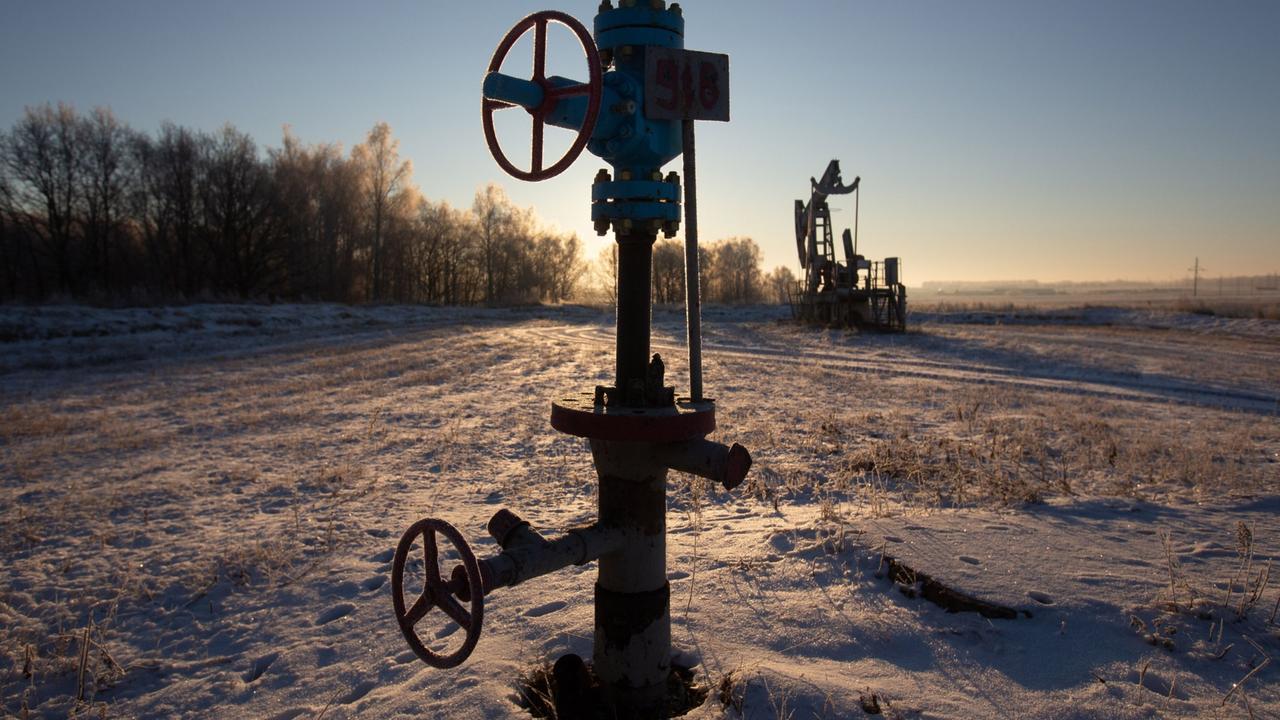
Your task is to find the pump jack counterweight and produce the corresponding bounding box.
[389,4,745,718]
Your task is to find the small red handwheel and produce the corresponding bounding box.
[391,517,484,669]
[482,10,603,181]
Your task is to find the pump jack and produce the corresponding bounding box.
[792,159,907,331]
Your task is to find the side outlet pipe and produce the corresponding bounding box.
[456,510,626,599]
[653,439,752,491]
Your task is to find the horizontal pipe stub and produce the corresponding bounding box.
[487,508,532,548]
[653,438,752,491]
[723,443,752,491]
[451,560,497,602]
[470,522,626,595]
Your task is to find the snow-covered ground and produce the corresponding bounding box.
[2,303,1278,719]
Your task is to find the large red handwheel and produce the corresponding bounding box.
[482,10,603,181]
[391,517,484,669]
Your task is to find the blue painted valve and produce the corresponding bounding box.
[480,1,687,237]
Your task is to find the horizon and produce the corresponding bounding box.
[2,0,1278,285]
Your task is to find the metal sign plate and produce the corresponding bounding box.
[644,48,729,121]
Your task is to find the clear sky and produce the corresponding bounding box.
[2,0,1277,284]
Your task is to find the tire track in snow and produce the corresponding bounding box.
[520,324,1280,415]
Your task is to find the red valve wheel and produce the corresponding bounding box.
[391,517,484,669]
[482,10,603,181]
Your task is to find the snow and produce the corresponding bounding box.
[1,302,1278,718]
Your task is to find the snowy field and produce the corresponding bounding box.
[2,302,1279,719]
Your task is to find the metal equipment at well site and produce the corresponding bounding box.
[791,159,907,331]
[388,3,748,718]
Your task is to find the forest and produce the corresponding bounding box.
[0,103,790,306]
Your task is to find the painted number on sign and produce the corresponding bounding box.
[644,49,729,122]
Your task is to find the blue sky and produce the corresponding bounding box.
[2,0,1277,283]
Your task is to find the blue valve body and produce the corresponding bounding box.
[482,3,687,228]
[588,5,684,177]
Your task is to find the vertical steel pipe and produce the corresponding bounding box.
[615,231,655,403]
[590,439,670,716]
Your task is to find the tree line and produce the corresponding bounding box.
[0,103,583,304]
[609,236,794,306]
[1,102,793,307]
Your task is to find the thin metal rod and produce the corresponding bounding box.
[681,119,703,401]
[853,184,859,260]
[854,184,861,288]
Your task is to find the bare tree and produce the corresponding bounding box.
[133,123,206,296]
[201,124,279,297]
[593,243,619,304]
[77,106,133,294]
[473,183,515,304]
[541,232,584,302]
[414,199,454,303]
[3,103,82,294]
[0,148,22,298]
[651,238,685,305]
[385,185,424,302]
[764,265,797,304]
[270,127,327,298]
[707,236,763,304]
[351,122,412,301]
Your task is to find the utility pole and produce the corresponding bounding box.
[1188,257,1204,297]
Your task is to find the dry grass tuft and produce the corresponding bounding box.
[0,403,73,441]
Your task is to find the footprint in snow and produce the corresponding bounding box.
[523,600,567,618]
[958,556,981,566]
[881,535,903,544]
[316,603,355,626]
[316,646,339,668]
[365,528,391,539]
[361,575,386,592]
[1027,591,1054,605]
[369,548,395,564]
[435,622,460,639]
[343,680,376,705]
[766,536,794,554]
[329,581,360,599]
[668,570,691,580]
[243,652,279,683]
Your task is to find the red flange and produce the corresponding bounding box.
[551,392,716,442]
[482,11,603,181]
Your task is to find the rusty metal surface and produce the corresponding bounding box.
[643,47,730,122]
[651,438,751,491]
[595,582,670,651]
[551,391,714,441]
[391,517,484,669]
[486,508,532,547]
